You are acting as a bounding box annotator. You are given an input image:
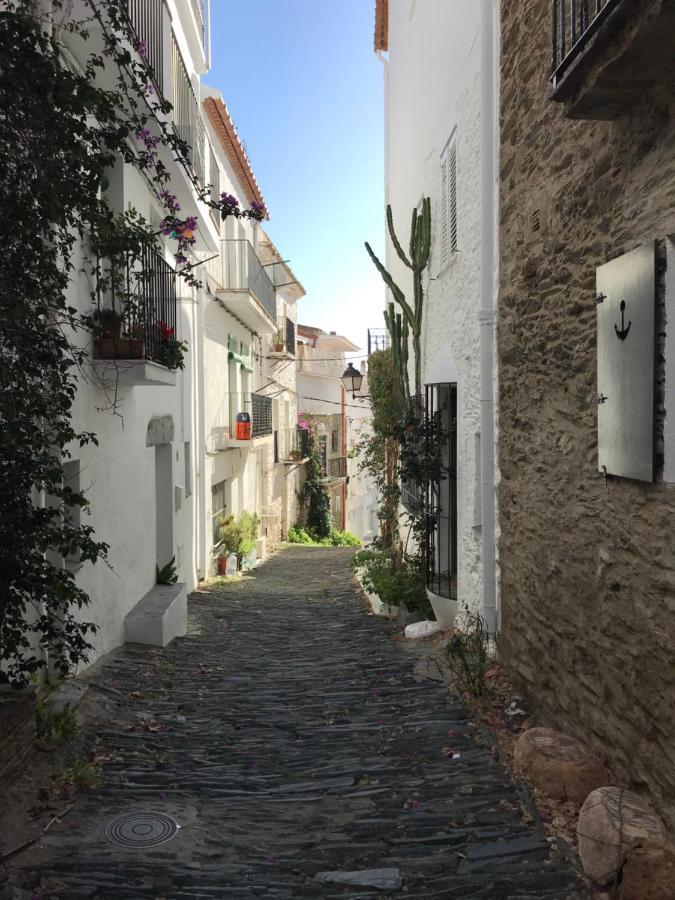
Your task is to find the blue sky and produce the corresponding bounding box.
[208,0,385,354]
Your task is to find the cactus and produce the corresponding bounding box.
[383,301,409,412]
[365,197,431,399]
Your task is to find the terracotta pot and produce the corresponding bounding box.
[273,343,284,352]
[129,337,144,359]
[114,338,131,357]
[94,337,115,358]
[217,555,227,575]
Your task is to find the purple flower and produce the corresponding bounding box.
[184,216,198,230]
[250,201,264,213]
[220,192,239,208]
[134,39,148,57]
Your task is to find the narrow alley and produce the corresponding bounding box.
[17,548,586,899]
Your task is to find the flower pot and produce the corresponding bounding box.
[273,343,284,352]
[426,588,458,629]
[217,555,227,575]
[114,338,131,357]
[94,337,115,358]
[129,337,144,359]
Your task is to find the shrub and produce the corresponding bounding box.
[289,526,361,547]
[445,609,491,697]
[288,525,313,544]
[218,512,260,561]
[355,549,431,616]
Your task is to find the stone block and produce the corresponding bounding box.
[514,727,608,803]
[620,846,675,900]
[125,582,188,647]
[314,868,402,890]
[577,786,666,886]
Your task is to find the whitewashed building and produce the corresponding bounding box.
[202,89,305,569]
[59,0,216,660]
[375,0,499,628]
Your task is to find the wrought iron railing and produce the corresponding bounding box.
[283,426,311,461]
[172,36,205,184]
[281,317,295,354]
[218,240,277,322]
[424,383,457,600]
[551,0,619,85]
[367,328,390,356]
[123,0,164,93]
[326,456,347,479]
[94,245,177,367]
[251,393,273,437]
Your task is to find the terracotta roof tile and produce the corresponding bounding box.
[374,0,388,52]
[204,97,269,219]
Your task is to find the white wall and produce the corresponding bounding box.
[385,0,494,613]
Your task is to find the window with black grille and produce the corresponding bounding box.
[425,383,457,599]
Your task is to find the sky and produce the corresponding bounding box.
[208,0,385,356]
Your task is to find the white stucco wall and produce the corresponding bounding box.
[385,0,495,613]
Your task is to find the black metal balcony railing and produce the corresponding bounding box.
[251,393,273,438]
[123,0,164,93]
[219,240,277,322]
[172,36,205,184]
[326,456,348,480]
[283,426,311,461]
[94,245,177,367]
[551,0,618,84]
[279,317,295,354]
[367,328,390,356]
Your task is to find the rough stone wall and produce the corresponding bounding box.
[498,1,675,828]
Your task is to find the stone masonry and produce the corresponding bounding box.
[498,0,675,829]
[9,548,587,898]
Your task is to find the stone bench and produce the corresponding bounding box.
[125,583,188,647]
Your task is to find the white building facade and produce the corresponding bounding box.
[376,0,499,627]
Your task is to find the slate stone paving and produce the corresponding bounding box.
[25,546,588,898]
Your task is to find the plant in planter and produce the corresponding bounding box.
[217,512,260,567]
[272,328,285,352]
[155,321,187,370]
[128,322,145,359]
[92,308,123,358]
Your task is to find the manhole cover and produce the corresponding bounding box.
[105,812,179,848]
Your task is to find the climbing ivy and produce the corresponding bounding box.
[0,1,260,686]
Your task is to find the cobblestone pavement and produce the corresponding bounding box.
[24,547,587,898]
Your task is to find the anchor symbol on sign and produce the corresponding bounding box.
[614,300,631,341]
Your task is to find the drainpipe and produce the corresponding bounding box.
[479,0,498,635]
[341,384,347,530]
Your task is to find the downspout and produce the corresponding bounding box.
[341,384,347,531]
[479,0,498,635]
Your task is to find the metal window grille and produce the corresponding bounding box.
[220,240,277,322]
[425,383,457,600]
[551,0,619,84]
[172,36,205,184]
[95,244,177,367]
[251,393,273,437]
[123,0,164,94]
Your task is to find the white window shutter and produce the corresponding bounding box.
[448,137,458,254]
[440,151,449,269]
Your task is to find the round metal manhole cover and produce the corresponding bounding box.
[105,812,179,848]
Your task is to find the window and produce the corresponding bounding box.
[184,441,192,497]
[211,480,227,545]
[273,430,279,464]
[63,460,82,570]
[425,383,457,599]
[440,132,458,268]
[331,429,339,453]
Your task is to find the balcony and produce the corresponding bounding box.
[367,328,390,356]
[550,0,675,119]
[213,240,278,331]
[325,456,348,480]
[271,317,296,357]
[123,0,165,93]
[209,391,273,451]
[172,37,205,184]
[92,245,178,386]
[281,427,311,464]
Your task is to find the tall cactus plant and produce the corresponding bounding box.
[365,197,431,399]
[383,301,410,413]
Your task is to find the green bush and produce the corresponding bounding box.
[218,512,260,561]
[289,525,361,547]
[355,549,431,616]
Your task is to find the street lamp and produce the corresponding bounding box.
[341,363,363,398]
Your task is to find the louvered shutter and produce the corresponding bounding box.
[448,137,458,254]
[440,151,449,269]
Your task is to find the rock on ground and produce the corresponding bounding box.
[514,727,608,803]
[577,786,666,886]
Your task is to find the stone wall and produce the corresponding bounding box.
[498,0,675,829]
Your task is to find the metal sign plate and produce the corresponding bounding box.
[597,242,656,482]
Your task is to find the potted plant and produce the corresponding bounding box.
[272,328,285,353]
[92,308,122,358]
[129,322,145,359]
